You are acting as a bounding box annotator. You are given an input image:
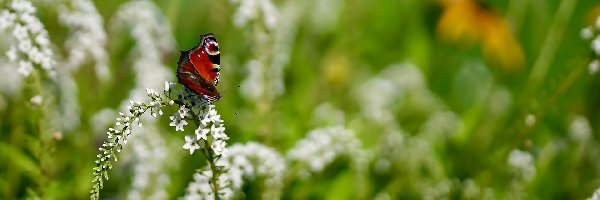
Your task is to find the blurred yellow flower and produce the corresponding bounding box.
[321,52,351,88]
[437,0,524,71]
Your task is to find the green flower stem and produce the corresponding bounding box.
[30,69,53,199]
[524,63,586,135]
[188,108,222,200]
[524,0,578,97]
[204,141,221,200]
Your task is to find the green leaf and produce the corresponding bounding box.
[0,141,41,180]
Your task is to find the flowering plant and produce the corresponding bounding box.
[90,82,229,200]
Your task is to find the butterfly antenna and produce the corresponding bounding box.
[219,85,241,95]
[214,86,241,117]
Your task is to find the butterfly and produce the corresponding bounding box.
[177,33,222,102]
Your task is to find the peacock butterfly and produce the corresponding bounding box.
[177,33,222,102]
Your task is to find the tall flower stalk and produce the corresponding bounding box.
[90,83,229,200]
[58,0,109,80]
[0,0,59,198]
[178,89,229,199]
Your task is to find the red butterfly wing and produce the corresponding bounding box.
[189,34,220,86]
[177,33,221,101]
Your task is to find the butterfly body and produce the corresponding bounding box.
[177,33,222,102]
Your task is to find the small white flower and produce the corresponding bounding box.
[581,27,593,40]
[206,106,224,126]
[27,47,40,62]
[146,88,158,96]
[525,114,536,127]
[35,34,49,46]
[590,60,600,75]
[211,124,227,140]
[18,39,33,53]
[17,60,33,77]
[178,105,190,118]
[124,129,131,137]
[6,46,18,61]
[593,36,600,56]
[30,95,42,105]
[0,10,16,30]
[211,140,227,156]
[24,15,43,34]
[507,149,536,181]
[169,115,188,131]
[164,81,171,92]
[200,115,211,126]
[569,115,592,143]
[13,24,28,40]
[195,126,209,141]
[183,135,200,154]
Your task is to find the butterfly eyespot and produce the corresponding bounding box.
[204,39,220,56]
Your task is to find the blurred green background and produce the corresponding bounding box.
[1,0,600,199]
